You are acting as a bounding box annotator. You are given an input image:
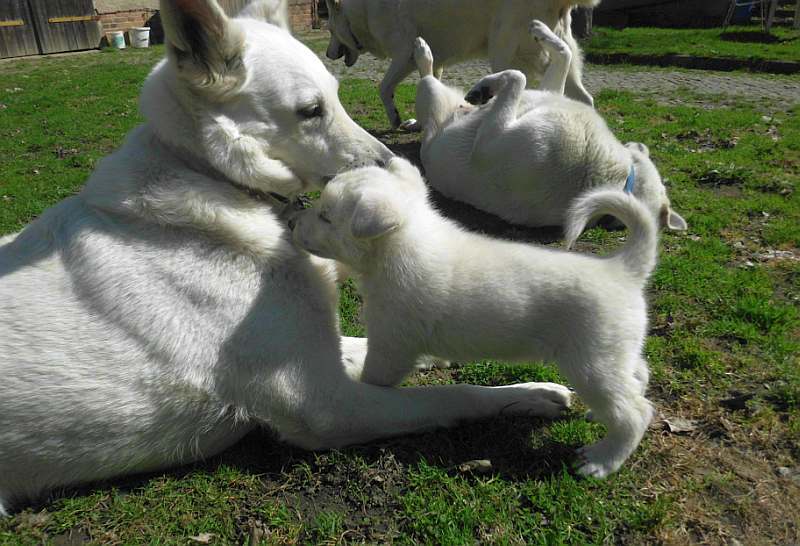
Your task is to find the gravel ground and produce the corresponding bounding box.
[316,43,800,112]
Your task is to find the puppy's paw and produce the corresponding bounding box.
[465,71,525,105]
[399,118,421,132]
[413,354,451,371]
[465,84,494,106]
[413,37,434,76]
[574,440,619,479]
[529,20,571,57]
[497,382,571,419]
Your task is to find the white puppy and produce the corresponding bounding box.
[325,0,598,128]
[292,158,660,478]
[414,24,688,231]
[0,0,571,516]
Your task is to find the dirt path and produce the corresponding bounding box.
[318,49,800,112]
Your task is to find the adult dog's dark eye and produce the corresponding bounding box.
[299,104,324,119]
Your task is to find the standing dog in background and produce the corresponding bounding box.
[413,24,687,231]
[325,0,598,129]
[0,0,572,516]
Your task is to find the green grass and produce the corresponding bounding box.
[1,42,800,544]
[585,25,800,62]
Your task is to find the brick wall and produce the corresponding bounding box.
[96,0,316,47]
[98,9,157,44]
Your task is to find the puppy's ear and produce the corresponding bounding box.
[660,205,688,231]
[387,158,427,194]
[626,142,650,157]
[350,191,403,240]
[160,0,246,97]
[237,0,290,31]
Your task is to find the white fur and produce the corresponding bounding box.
[325,0,597,128]
[413,25,688,231]
[292,158,660,477]
[0,0,571,515]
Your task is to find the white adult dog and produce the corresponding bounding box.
[414,24,688,231]
[291,157,659,478]
[325,0,597,129]
[0,0,572,516]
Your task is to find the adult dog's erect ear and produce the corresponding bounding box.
[350,191,403,240]
[237,0,290,31]
[160,0,246,97]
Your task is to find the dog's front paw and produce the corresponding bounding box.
[497,382,571,419]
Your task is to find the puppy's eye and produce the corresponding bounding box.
[319,212,332,224]
[298,104,324,119]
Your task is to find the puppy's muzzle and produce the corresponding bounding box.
[465,86,493,106]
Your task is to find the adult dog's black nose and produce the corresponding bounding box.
[288,217,297,230]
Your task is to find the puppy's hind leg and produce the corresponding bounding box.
[529,20,572,96]
[463,70,526,166]
[414,38,464,139]
[567,355,654,478]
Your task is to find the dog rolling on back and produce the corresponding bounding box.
[325,0,598,128]
[292,158,660,478]
[414,24,687,232]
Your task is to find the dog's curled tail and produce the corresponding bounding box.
[564,189,658,282]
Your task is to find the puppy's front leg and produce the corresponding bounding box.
[360,341,418,387]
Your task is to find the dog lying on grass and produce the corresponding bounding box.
[325,0,597,129]
[291,157,659,477]
[414,23,688,231]
[0,0,573,516]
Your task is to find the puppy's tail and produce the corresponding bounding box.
[564,189,658,282]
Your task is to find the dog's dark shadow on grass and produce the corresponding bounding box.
[719,31,787,44]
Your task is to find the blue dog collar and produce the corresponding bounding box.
[624,164,636,194]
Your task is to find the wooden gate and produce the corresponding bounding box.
[0,0,101,59]
[0,0,39,58]
[28,0,101,55]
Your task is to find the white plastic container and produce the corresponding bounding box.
[129,27,150,48]
[109,30,126,49]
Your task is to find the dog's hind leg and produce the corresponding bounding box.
[414,38,464,139]
[565,355,654,478]
[464,69,526,166]
[380,53,416,130]
[529,20,572,96]
[560,27,594,107]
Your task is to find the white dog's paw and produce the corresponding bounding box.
[528,20,570,56]
[575,440,621,479]
[413,354,451,371]
[399,118,421,132]
[496,382,571,419]
[465,71,525,105]
[413,37,434,76]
